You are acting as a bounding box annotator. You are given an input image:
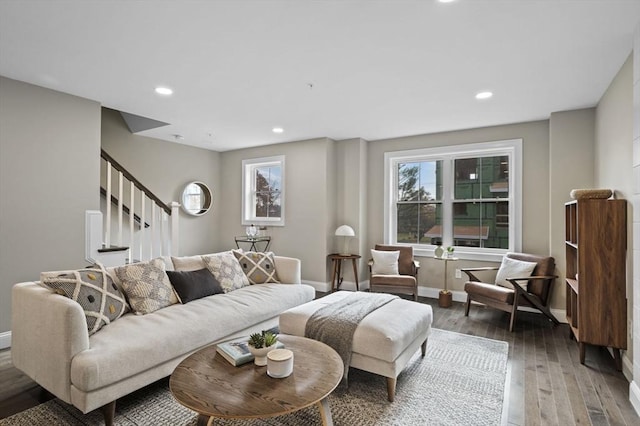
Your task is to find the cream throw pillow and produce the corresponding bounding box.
[115,258,178,315]
[202,251,250,292]
[370,249,400,275]
[495,257,537,289]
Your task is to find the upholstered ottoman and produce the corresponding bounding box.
[279,291,433,401]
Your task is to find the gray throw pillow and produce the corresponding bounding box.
[40,263,128,335]
[166,268,224,303]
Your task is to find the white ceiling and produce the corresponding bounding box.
[1,0,639,152]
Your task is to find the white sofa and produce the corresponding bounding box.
[11,254,314,425]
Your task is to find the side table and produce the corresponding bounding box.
[434,256,458,308]
[328,254,361,292]
[234,236,271,252]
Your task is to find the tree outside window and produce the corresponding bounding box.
[385,139,522,260]
[242,156,285,226]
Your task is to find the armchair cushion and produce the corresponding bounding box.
[370,274,416,287]
[370,249,400,275]
[494,256,537,289]
[464,282,514,304]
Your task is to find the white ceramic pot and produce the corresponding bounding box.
[248,344,277,366]
[267,349,294,378]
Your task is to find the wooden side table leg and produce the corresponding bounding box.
[317,397,334,426]
[330,260,339,292]
[336,260,343,291]
[351,258,359,291]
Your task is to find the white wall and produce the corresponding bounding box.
[0,77,101,334]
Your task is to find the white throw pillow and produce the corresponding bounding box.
[370,249,400,275]
[495,256,537,289]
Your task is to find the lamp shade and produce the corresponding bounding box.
[335,225,355,237]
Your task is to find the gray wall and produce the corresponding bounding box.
[0,77,101,333]
[218,138,335,283]
[548,107,596,311]
[594,55,634,370]
[101,108,221,256]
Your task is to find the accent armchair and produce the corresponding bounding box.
[368,244,419,301]
[462,252,559,332]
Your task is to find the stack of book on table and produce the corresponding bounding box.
[216,337,284,366]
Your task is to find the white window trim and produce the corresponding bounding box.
[242,155,285,227]
[384,139,522,262]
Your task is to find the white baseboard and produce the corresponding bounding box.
[0,331,11,349]
[630,380,640,417]
[622,352,634,383]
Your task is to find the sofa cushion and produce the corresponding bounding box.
[171,255,205,272]
[114,258,179,315]
[232,250,280,284]
[70,283,316,392]
[40,264,128,335]
[370,249,400,275]
[202,252,250,292]
[166,268,224,303]
[495,256,537,289]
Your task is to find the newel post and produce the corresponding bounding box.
[170,201,180,256]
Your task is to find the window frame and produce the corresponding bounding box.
[384,139,522,262]
[242,155,285,227]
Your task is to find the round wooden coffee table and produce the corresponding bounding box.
[170,334,344,426]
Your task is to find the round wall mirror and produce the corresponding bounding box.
[181,181,212,216]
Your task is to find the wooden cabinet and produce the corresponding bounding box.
[564,199,627,370]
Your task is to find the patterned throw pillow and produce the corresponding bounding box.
[40,263,128,335]
[232,250,280,284]
[114,258,178,315]
[201,252,250,293]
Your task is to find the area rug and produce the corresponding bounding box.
[1,328,509,426]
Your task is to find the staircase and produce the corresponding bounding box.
[85,149,180,267]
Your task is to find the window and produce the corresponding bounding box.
[384,139,522,261]
[242,156,285,226]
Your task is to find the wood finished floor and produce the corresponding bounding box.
[0,297,638,425]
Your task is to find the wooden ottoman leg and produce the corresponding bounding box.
[386,377,396,402]
[421,338,427,357]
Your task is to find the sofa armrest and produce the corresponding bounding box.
[11,282,90,404]
[274,256,301,284]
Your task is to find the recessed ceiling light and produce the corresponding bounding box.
[475,91,493,100]
[438,0,456,3]
[272,127,284,134]
[155,87,173,95]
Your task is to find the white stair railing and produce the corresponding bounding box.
[99,149,179,264]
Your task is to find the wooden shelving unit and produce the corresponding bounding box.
[564,199,627,370]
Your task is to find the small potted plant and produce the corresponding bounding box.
[248,330,278,366]
[446,246,455,258]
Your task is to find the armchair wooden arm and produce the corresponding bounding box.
[461,266,499,282]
